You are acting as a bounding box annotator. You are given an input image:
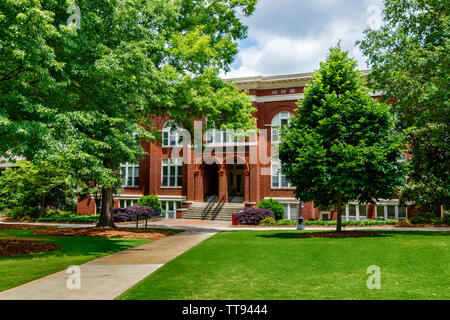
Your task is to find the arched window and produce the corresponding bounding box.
[162,120,183,147]
[271,111,293,143]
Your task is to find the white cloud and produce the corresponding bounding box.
[223,0,384,78]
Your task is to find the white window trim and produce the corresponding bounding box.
[162,121,183,147]
[271,111,293,144]
[120,162,139,187]
[161,158,183,187]
[271,157,291,188]
[344,204,368,221]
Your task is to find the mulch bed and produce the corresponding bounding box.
[0,224,57,230]
[0,239,61,256]
[295,231,382,238]
[31,227,178,240]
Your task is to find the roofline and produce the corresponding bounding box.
[225,70,371,90]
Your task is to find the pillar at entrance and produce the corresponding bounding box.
[244,170,250,203]
[218,170,228,203]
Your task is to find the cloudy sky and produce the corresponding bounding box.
[222,0,384,78]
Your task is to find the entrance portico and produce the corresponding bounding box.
[192,156,249,204]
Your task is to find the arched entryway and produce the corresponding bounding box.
[193,156,250,204]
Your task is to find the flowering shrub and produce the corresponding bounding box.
[113,206,156,222]
[235,208,275,225]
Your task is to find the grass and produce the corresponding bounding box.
[118,230,450,300]
[0,229,149,292]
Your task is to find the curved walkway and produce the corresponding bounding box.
[0,220,448,300]
[0,228,216,300]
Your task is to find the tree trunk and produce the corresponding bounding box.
[97,159,115,228]
[336,194,343,233]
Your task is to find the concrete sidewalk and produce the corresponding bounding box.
[0,229,216,300]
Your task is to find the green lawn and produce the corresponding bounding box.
[118,230,450,300]
[0,229,149,292]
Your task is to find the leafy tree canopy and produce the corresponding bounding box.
[279,45,407,231]
[0,0,258,226]
[358,0,449,212]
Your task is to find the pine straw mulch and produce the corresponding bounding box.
[30,227,178,240]
[0,239,61,256]
[295,231,382,238]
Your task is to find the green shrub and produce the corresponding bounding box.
[386,219,398,225]
[257,199,285,220]
[304,219,390,226]
[3,207,40,219]
[443,214,450,224]
[259,217,277,226]
[137,195,162,212]
[410,214,429,224]
[36,215,99,223]
[45,210,76,218]
[277,219,297,225]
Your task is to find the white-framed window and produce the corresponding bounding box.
[119,199,138,208]
[344,204,367,221]
[120,162,139,187]
[397,153,407,185]
[283,203,298,220]
[161,201,182,219]
[162,121,183,147]
[271,111,293,144]
[271,157,291,188]
[162,158,183,187]
[376,204,408,220]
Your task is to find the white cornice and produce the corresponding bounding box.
[251,93,304,103]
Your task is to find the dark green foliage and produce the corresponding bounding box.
[358,0,449,213]
[257,199,285,220]
[0,161,77,218]
[138,195,163,213]
[279,44,408,231]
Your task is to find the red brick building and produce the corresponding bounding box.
[77,72,414,221]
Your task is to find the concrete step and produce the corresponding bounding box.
[183,202,245,221]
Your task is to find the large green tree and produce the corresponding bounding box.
[0,160,77,218]
[279,45,407,232]
[358,0,449,214]
[1,0,257,226]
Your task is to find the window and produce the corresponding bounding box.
[271,112,293,143]
[283,203,298,220]
[119,199,138,208]
[162,158,183,187]
[397,153,407,185]
[344,204,367,221]
[205,129,247,145]
[120,162,139,187]
[162,121,183,147]
[376,204,408,220]
[271,157,291,188]
[161,201,182,219]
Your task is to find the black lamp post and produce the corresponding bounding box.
[297,200,304,230]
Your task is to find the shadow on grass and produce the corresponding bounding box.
[0,230,148,261]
